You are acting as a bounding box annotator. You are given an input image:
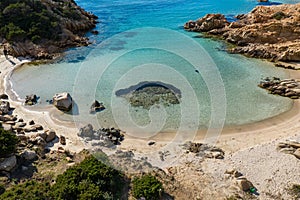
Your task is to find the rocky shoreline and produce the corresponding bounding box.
[259,77,300,99]
[184,3,300,62]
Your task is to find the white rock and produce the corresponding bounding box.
[53,92,73,111]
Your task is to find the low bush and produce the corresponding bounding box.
[0,155,126,200]
[132,174,163,200]
[50,155,125,200]
[0,180,50,200]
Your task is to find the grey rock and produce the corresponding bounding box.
[38,132,47,140]
[0,156,17,172]
[0,100,10,115]
[21,150,37,160]
[60,135,66,145]
[45,130,56,142]
[78,124,94,138]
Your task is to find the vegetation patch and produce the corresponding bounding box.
[0,127,19,157]
[132,174,163,200]
[0,180,50,200]
[1,155,126,200]
[0,0,61,43]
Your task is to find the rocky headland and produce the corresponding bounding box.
[184,3,300,62]
[0,0,98,59]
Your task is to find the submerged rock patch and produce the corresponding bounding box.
[115,81,181,109]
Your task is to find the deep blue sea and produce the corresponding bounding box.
[11,0,296,133]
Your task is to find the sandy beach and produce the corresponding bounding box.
[1,54,300,199]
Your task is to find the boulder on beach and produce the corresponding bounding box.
[53,92,73,111]
[60,135,66,145]
[0,100,10,115]
[25,94,38,105]
[45,130,57,143]
[78,124,94,138]
[0,94,8,100]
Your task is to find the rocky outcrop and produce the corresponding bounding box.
[184,14,229,32]
[78,124,124,147]
[45,130,57,143]
[1,0,98,59]
[277,140,300,159]
[225,169,257,194]
[25,94,38,106]
[185,3,300,62]
[53,92,73,111]
[182,141,225,159]
[258,77,300,99]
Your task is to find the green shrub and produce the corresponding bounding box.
[0,180,50,200]
[0,127,19,157]
[0,155,126,200]
[50,155,125,200]
[132,174,163,200]
[0,0,61,42]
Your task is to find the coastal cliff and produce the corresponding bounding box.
[0,0,98,59]
[184,3,300,62]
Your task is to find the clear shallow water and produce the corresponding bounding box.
[11,0,293,132]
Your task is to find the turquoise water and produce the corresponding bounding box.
[11,0,294,133]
